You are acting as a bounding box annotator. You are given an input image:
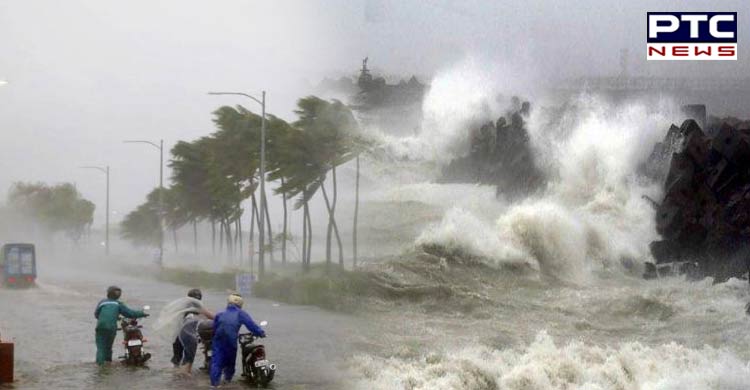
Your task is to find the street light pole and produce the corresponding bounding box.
[208,90,268,278]
[259,92,267,278]
[106,165,110,255]
[124,139,164,267]
[159,140,164,265]
[79,165,110,255]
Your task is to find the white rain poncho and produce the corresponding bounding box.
[154,297,207,340]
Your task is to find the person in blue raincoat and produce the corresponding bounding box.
[210,293,266,388]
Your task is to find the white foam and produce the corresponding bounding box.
[349,331,750,390]
[416,207,526,265]
[377,57,534,162]
[408,91,681,282]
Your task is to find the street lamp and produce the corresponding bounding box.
[0,80,7,86]
[124,139,164,267]
[208,91,268,277]
[79,165,110,255]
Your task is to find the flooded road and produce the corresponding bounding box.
[0,256,366,390]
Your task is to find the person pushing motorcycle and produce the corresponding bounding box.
[94,286,148,365]
[210,293,265,388]
[171,288,214,374]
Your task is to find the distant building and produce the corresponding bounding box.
[553,76,750,117]
[351,58,427,135]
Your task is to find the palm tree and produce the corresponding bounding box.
[170,140,214,253]
[162,186,191,253]
[264,114,298,265]
[353,155,360,267]
[268,120,324,270]
[207,106,267,263]
[121,188,163,249]
[163,96,370,274]
[292,97,362,268]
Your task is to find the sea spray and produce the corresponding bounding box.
[375,57,535,162]
[406,90,682,281]
[416,207,526,266]
[498,201,591,283]
[350,331,750,390]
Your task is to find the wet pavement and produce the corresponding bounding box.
[0,256,364,390]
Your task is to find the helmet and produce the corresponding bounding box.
[187,288,202,300]
[227,293,243,308]
[107,286,122,300]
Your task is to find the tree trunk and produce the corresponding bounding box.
[281,177,288,265]
[253,195,263,257]
[254,195,265,277]
[320,176,344,270]
[211,219,216,256]
[172,227,178,253]
[225,218,233,261]
[333,166,344,266]
[302,197,308,270]
[303,192,312,272]
[323,177,333,268]
[250,195,257,269]
[353,155,360,267]
[219,218,224,256]
[237,217,243,267]
[219,219,225,256]
[193,219,198,255]
[306,201,312,269]
[264,193,274,265]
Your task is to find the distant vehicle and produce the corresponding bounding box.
[0,243,36,288]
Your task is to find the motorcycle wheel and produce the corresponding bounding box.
[129,346,142,365]
[260,370,272,387]
[253,368,272,388]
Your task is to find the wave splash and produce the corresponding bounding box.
[407,78,682,282]
[350,331,750,390]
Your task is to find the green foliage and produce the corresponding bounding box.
[120,188,162,247]
[170,140,214,223]
[124,95,371,273]
[7,182,95,241]
[252,265,372,312]
[269,96,363,206]
[156,267,237,289]
[167,97,365,218]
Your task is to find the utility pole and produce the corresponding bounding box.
[208,90,268,278]
[79,165,110,255]
[124,139,164,267]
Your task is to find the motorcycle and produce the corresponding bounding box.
[197,319,214,371]
[118,305,151,366]
[239,320,276,387]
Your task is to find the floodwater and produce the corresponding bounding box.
[0,256,368,390]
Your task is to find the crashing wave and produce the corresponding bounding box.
[404,88,681,284]
[349,331,750,390]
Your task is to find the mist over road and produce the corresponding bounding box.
[0,256,366,390]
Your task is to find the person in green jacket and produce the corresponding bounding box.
[94,286,148,365]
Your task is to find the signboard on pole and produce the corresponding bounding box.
[235,273,255,296]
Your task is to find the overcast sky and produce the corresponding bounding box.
[1,0,749,226]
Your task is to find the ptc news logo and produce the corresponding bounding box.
[647,12,737,60]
